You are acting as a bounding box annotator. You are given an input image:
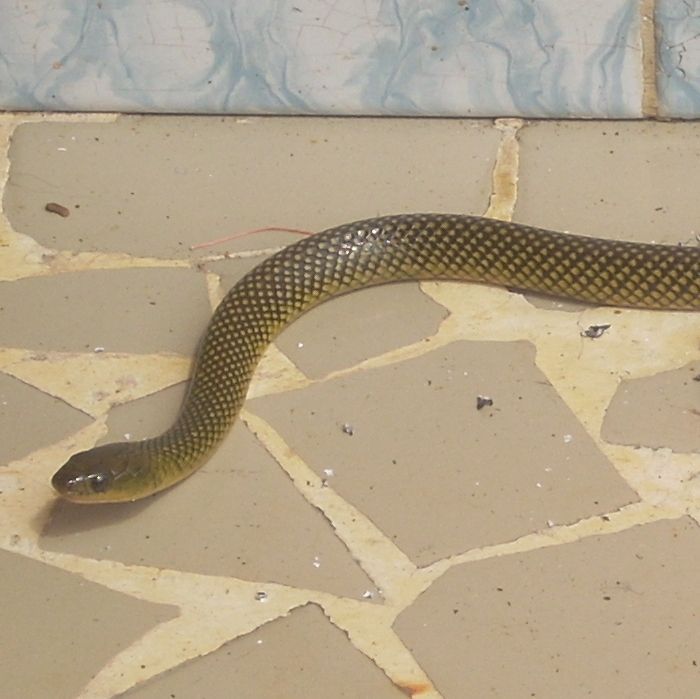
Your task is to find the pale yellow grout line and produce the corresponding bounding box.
[19,551,323,698]
[263,118,527,394]
[240,409,419,605]
[246,293,699,585]
[198,246,286,263]
[358,503,683,619]
[249,117,528,449]
[347,501,689,624]
[0,347,191,418]
[0,217,286,283]
[2,443,434,699]
[202,269,225,310]
[640,0,659,118]
[484,117,523,220]
[429,501,680,576]
[321,602,440,699]
[317,331,454,385]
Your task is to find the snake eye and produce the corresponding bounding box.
[88,472,112,493]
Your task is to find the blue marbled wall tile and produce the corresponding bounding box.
[0,0,643,117]
[369,0,642,117]
[657,0,700,118]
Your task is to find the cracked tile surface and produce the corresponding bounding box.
[1,114,698,698]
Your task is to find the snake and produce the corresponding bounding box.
[51,213,700,503]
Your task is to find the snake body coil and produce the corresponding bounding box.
[52,214,700,502]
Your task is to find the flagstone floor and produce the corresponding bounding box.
[1,113,698,698]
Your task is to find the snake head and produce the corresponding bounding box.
[52,442,147,503]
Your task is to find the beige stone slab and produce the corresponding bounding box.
[0,548,177,699]
[394,517,700,698]
[603,361,700,453]
[5,116,498,258]
[0,372,90,463]
[276,284,448,378]
[0,268,210,354]
[249,341,638,566]
[123,604,406,699]
[206,253,281,288]
[515,121,700,244]
[100,382,186,442]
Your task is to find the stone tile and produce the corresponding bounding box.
[0,548,177,699]
[394,518,700,697]
[603,361,700,453]
[206,254,279,292]
[0,372,90,463]
[516,121,700,243]
[276,284,448,378]
[100,381,186,443]
[5,117,498,258]
[0,268,210,354]
[250,341,638,566]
